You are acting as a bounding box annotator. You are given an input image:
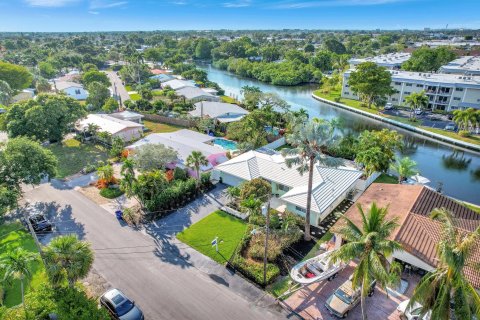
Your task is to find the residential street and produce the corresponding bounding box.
[23,182,289,320]
[105,70,130,107]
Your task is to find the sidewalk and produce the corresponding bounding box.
[144,185,292,318]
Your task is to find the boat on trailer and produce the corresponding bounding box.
[290,250,345,285]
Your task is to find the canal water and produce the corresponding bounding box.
[202,65,480,205]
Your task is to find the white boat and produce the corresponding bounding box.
[290,250,345,285]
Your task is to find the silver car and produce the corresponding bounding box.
[100,289,144,320]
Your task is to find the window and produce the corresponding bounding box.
[405,83,413,87]
[295,206,306,213]
[453,97,461,101]
[75,89,81,95]
[404,91,411,95]
[344,92,349,95]
[416,84,424,88]
[455,88,464,92]
[394,82,402,86]
[345,84,349,88]
[277,184,290,192]
[392,98,397,101]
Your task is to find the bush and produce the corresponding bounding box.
[99,187,124,199]
[459,130,471,137]
[122,206,142,226]
[230,254,280,286]
[173,167,188,181]
[248,234,283,262]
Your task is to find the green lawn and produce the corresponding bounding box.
[220,96,240,104]
[129,93,141,101]
[313,89,377,114]
[47,139,109,178]
[176,211,248,264]
[374,173,399,184]
[143,120,182,133]
[0,223,46,307]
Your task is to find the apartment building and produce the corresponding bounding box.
[342,70,480,111]
[440,56,480,76]
[348,52,411,70]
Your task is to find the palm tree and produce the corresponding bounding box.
[281,121,342,241]
[44,235,94,287]
[404,91,429,119]
[1,248,38,316]
[240,195,263,223]
[0,79,13,105]
[225,186,240,203]
[185,151,208,186]
[390,156,418,183]
[120,158,136,198]
[330,203,403,320]
[408,208,480,320]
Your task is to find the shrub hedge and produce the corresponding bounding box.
[99,187,124,199]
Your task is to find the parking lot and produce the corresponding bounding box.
[283,263,421,320]
[382,108,455,131]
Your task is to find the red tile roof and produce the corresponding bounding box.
[333,183,480,288]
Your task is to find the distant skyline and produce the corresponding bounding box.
[1,0,479,32]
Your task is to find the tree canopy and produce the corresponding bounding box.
[0,61,32,91]
[348,62,394,108]
[131,144,178,172]
[402,46,456,72]
[81,70,110,87]
[86,81,110,109]
[5,94,86,142]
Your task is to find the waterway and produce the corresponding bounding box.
[202,65,480,205]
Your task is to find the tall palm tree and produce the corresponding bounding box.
[120,158,136,198]
[44,235,94,287]
[0,79,13,105]
[281,121,342,241]
[330,203,402,320]
[390,156,418,183]
[185,151,208,186]
[1,248,38,316]
[404,91,429,119]
[408,208,480,320]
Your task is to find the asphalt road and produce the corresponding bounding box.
[24,183,286,320]
[105,70,130,107]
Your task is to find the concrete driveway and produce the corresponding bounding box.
[23,182,288,320]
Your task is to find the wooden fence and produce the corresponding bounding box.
[141,113,197,128]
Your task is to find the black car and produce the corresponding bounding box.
[100,289,144,320]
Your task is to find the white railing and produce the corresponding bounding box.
[262,137,286,150]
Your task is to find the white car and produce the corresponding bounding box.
[384,103,394,110]
[397,299,431,320]
[414,109,423,115]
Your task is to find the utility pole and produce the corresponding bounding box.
[262,202,270,286]
[22,207,45,264]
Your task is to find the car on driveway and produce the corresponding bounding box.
[397,299,431,320]
[384,103,394,110]
[414,109,423,116]
[100,288,144,320]
[444,123,457,131]
[325,276,376,318]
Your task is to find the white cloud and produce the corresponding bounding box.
[24,0,80,7]
[223,0,251,7]
[88,10,99,14]
[272,0,412,9]
[89,0,127,9]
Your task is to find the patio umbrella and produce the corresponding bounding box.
[410,174,431,184]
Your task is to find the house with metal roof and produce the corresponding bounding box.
[150,74,176,83]
[331,183,480,288]
[190,101,249,123]
[110,111,144,124]
[76,114,143,142]
[52,80,88,100]
[161,79,196,90]
[176,87,220,103]
[212,149,363,226]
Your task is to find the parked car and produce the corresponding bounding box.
[444,123,456,131]
[325,276,376,318]
[100,289,144,320]
[384,103,394,110]
[414,109,423,115]
[397,299,431,320]
[21,206,53,233]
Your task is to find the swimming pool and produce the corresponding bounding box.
[213,138,238,150]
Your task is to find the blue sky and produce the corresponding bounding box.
[1,0,479,32]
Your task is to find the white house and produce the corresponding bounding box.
[77,114,143,142]
[110,111,144,124]
[176,87,220,103]
[190,101,249,123]
[53,81,88,100]
[127,129,228,172]
[162,79,196,91]
[212,149,363,226]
